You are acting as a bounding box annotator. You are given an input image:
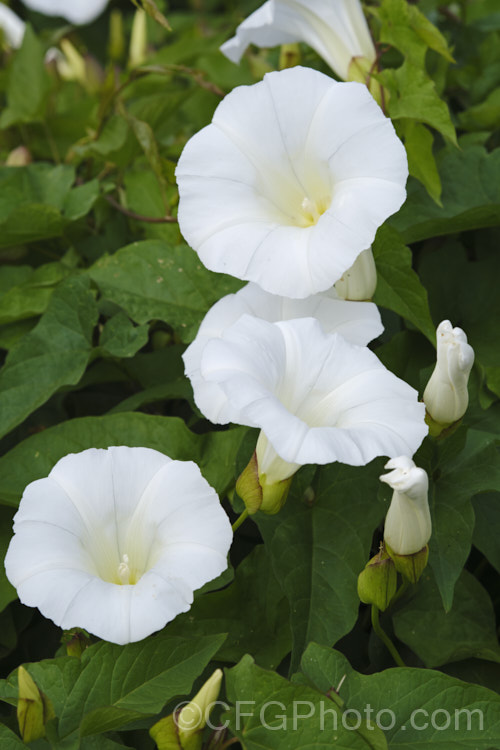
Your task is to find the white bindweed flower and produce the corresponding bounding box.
[423,320,475,426]
[220,0,376,83]
[0,3,25,48]
[381,456,431,556]
[198,315,427,484]
[4,447,232,645]
[20,0,108,25]
[176,67,407,299]
[184,282,383,424]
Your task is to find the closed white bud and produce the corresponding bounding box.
[381,456,431,556]
[334,247,377,301]
[423,320,474,426]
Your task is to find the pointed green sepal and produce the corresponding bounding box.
[150,713,184,750]
[236,451,292,514]
[236,451,263,514]
[357,547,398,612]
[347,55,383,106]
[279,43,301,70]
[386,542,429,583]
[425,410,462,439]
[62,627,91,657]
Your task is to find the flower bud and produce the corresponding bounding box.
[62,628,91,657]
[6,146,31,167]
[58,40,88,87]
[357,547,397,611]
[129,9,148,69]
[380,457,431,582]
[237,431,296,514]
[150,670,223,750]
[108,10,125,62]
[334,247,377,301]
[177,669,223,748]
[423,320,474,428]
[17,666,54,743]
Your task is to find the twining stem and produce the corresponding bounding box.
[371,605,406,667]
[231,508,249,533]
[105,195,177,223]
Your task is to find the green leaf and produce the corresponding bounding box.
[0,276,97,440]
[385,61,457,144]
[300,644,500,749]
[0,165,97,247]
[422,436,500,610]
[472,492,500,574]
[256,461,386,673]
[0,724,26,749]
[400,120,442,205]
[57,634,225,737]
[98,313,149,359]
[0,413,248,505]
[376,0,454,67]
[458,87,500,132]
[391,142,500,243]
[62,179,100,222]
[125,113,169,209]
[133,0,172,31]
[0,26,51,128]
[393,570,500,667]
[372,226,435,342]
[107,380,193,414]
[88,240,242,342]
[225,655,387,749]
[0,320,37,351]
[0,263,72,325]
[167,545,292,670]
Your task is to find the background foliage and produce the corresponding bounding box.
[0,0,499,748]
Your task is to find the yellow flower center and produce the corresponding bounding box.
[295,195,329,227]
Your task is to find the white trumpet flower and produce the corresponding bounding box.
[184,282,383,424]
[221,0,376,82]
[21,0,108,25]
[423,320,475,425]
[4,447,232,645]
[197,315,427,483]
[381,456,431,556]
[176,67,407,299]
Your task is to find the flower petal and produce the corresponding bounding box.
[176,68,407,297]
[200,315,427,470]
[5,448,233,644]
[21,0,108,24]
[184,283,383,423]
[0,4,25,48]
[221,0,376,81]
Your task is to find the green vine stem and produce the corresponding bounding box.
[231,508,249,533]
[371,605,406,667]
